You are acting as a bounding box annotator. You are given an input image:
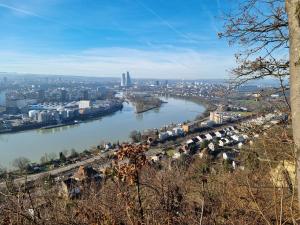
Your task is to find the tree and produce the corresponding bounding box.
[59,152,67,163]
[115,144,148,222]
[0,166,6,179]
[12,157,30,173]
[221,0,300,209]
[40,154,49,165]
[219,0,291,108]
[200,140,209,149]
[129,130,142,143]
[286,0,300,208]
[70,149,79,158]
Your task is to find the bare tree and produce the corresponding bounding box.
[220,0,300,208]
[12,157,30,173]
[219,0,290,102]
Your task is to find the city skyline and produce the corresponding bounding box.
[0,0,237,79]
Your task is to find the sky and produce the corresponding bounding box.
[0,0,237,79]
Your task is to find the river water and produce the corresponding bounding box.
[0,96,205,167]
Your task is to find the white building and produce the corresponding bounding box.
[79,100,92,109]
[28,110,39,120]
[159,132,169,141]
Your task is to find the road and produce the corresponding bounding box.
[0,115,256,189]
[0,147,163,189]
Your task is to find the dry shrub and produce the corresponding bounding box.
[0,126,299,224]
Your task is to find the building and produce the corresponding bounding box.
[210,112,224,124]
[120,71,132,87]
[28,110,39,121]
[7,99,38,110]
[182,120,200,133]
[159,132,169,141]
[126,71,131,86]
[79,100,92,109]
[201,120,215,127]
[37,111,49,123]
[121,73,126,86]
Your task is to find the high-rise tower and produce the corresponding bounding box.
[121,73,126,86]
[126,71,131,86]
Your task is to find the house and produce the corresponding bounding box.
[150,155,159,162]
[242,134,249,140]
[228,126,235,131]
[196,135,204,142]
[223,138,231,144]
[238,142,243,149]
[223,152,237,161]
[159,132,169,141]
[218,139,226,147]
[166,130,173,136]
[147,137,154,145]
[105,143,112,150]
[182,120,199,133]
[214,131,221,138]
[73,165,101,182]
[150,153,164,162]
[215,130,225,138]
[200,120,215,128]
[173,127,184,136]
[60,165,103,200]
[208,142,215,151]
[231,135,244,142]
[205,133,213,141]
[186,139,195,148]
[200,134,207,139]
[209,132,216,138]
[60,177,81,199]
[192,137,200,143]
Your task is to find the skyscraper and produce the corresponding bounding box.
[126,71,131,86]
[121,73,126,86]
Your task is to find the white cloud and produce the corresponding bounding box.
[0,47,235,79]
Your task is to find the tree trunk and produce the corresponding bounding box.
[286,0,300,208]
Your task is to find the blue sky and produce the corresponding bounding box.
[0,0,236,79]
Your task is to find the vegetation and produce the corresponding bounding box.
[0,126,299,224]
[0,1,299,224]
[220,0,300,209]
[12,157,30,173]
[130,130,142,143]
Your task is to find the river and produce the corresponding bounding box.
[0,96,205,167]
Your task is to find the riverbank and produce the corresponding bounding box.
[0,103,123,135]
[0,97,205,168]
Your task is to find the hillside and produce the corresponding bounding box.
[0,122,299,224]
